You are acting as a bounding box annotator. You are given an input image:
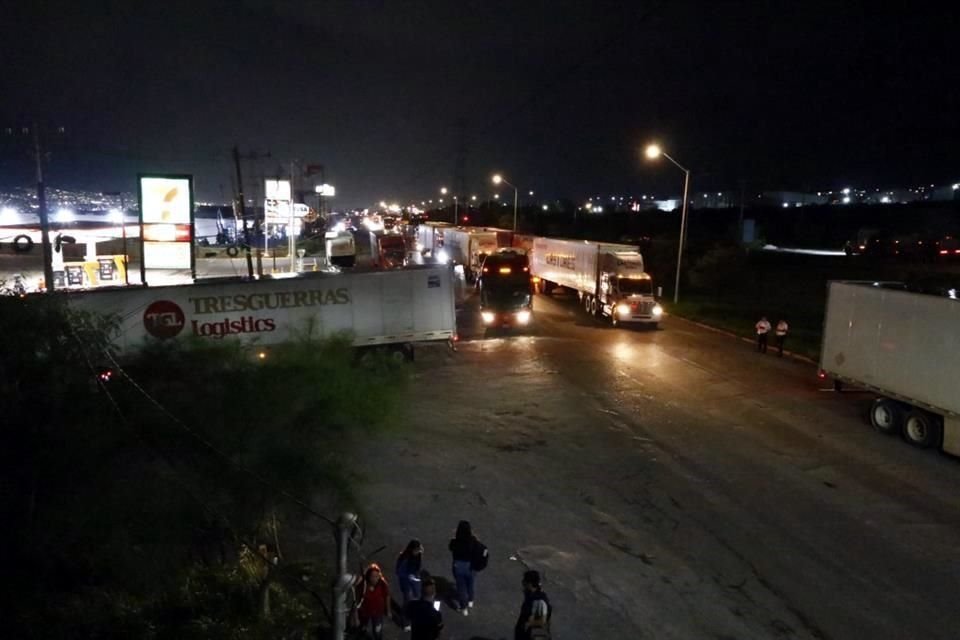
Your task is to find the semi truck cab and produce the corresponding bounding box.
[597,253,662,326]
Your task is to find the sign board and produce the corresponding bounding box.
[265,178,293,224]
[138,174,195,278]
[315,184,336,197]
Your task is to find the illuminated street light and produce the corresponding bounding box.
[494,193,500,199]
[542,204,548,211]
[471,195,477,201]
[440,187,448,195]
[644,142,691,304]
[492,173,519,231]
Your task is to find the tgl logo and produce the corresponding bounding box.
[143,300,185,339]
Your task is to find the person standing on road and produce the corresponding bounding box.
[515,569,552,640]
[354,563,390,640]
[406,577,444,640]
[775,318,789,357]
[396,539,424,631]
[448,520,488,615]
[755,315,771,353]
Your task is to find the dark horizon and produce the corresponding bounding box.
[2,1,958,206]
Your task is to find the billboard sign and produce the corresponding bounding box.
[265,178,293,224]
[138,174,195,277]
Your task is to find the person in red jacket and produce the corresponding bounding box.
[354,563,390,640]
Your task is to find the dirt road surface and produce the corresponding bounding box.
[351,291,960,640]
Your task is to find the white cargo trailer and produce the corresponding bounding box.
[66,267,457,357]
[530,237,662,326]
[325,231,356,267]
[820,281,960,454]
[415,222,452,261]
[442,228,499,281]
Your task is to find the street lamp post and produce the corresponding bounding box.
[440,187,459,225]
[645,144,691,304]
[492,174,518,231]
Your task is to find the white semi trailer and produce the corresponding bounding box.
[66,267,457,358]
[442,227,499,282]
[530,237,662,326]
[820,281,960,454]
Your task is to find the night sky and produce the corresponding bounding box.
[2,0,957,205]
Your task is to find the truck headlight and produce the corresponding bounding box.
[436,249,449,264]
[617,304,631,317]
[516,310,531,325]
[652,304,663,317]
[481,311,495,324]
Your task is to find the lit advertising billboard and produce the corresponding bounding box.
[138,174,195,278]
[265,178,292,224]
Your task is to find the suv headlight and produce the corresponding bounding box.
[516,310,531,324]
[481,311,495,324]
[652,304,663,317]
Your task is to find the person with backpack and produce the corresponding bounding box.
[448,520,488,615]
[396,539,424,631]
[353,563,390,640]
[515,569,551,640]
[405,576,444,640]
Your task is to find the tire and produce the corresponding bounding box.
[902,409,941,448]
[869,398,903,435]
[583,295,592,313]
[589,297,598,316]
[12,234,33,253]
[226,245,240,257]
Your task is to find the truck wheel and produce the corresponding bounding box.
[589,297,598,316]
[870,398,903,435]
[583,295,592,314]
[903,409,941,448]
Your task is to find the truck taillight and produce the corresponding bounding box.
[817,370,827,379]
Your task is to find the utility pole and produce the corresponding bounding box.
[232,146,271,278]
[32,124,56,292]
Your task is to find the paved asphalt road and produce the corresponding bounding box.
[353,288,960,640]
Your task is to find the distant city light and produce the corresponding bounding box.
[842,187,851,195]
[494,194,500,199]
[379,200,387,208]
[782,202,790,208]
[440,187,448,195]
[471,195,477,201]
[880,196,891,204]
[0,206,16,222]
[530,191,535,196]
[953,183,959,190]
[542,204,548,211]
[109,208,123,223]
[595,206,604,213]
[56,208,74,222]
[842,196,851,204]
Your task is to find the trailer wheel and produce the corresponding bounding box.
[589,297,598,316]
[903,409,941,448]
[870,398,903,435]
[583,295,592,313]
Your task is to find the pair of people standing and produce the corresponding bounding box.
[755,316,789,356]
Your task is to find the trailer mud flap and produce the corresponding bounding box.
[942,416,960,456]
